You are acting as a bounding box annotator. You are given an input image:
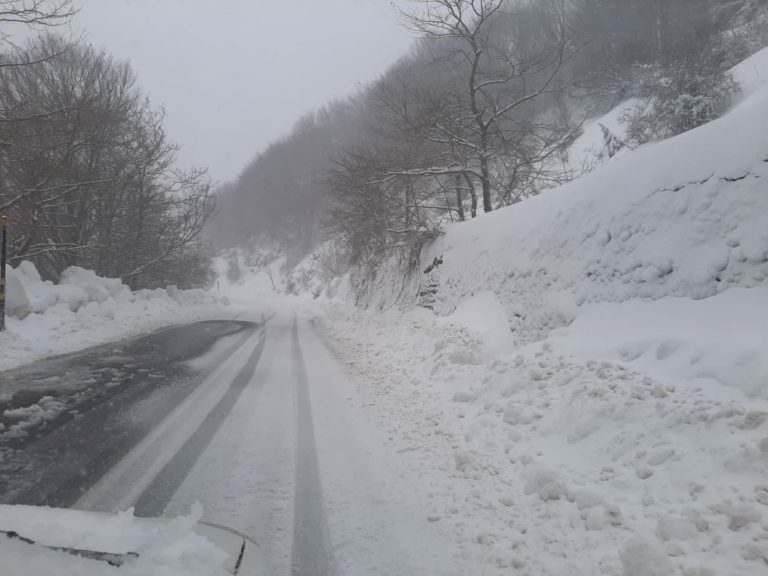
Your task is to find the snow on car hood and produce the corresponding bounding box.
[0,504,233,576]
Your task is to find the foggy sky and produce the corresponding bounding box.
[72,0,413,183]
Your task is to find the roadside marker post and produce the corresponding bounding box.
[0,217,6,332]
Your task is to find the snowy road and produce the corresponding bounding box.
[0,320,259,507]
[151,314,462,575]
[0,312,464,575]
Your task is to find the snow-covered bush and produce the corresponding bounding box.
[622,58,739,146]
[313,241,351,284]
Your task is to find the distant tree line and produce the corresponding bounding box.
[0,1,215,289]
[211,0,767,271]
[210,100,364,263]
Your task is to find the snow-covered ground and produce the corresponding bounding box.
[0,262,227,371]
[286,47,768,575]
[319,286,768,575]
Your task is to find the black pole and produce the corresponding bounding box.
[0,217,6,332]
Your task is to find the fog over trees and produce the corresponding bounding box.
[0,1,215,289]
[211,0,767,273]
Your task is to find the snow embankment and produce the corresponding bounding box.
[1,262,226,371]
[546,287,768,400]
[316,48,768,576]
[322,285,768,575]
[421,62,768,346]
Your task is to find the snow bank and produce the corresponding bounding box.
[446,291,514,355]
[15,264,129,315]
[5,265,30,318]
[0,262,226,371]
[418,62,768,346]
[546,286,768,400]
[322,294,768,575]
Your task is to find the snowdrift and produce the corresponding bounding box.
[1,262,225,371]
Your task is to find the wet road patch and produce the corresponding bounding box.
[0,320,258,506]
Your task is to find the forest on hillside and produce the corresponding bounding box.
[0,1,215,289]
[211,0,768,271]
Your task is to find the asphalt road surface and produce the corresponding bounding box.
[0,320,259,507]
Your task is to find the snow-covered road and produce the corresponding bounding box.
[153,312,464,575]
[2,309,462,575]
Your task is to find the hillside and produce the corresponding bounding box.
[418,48,768,344]
[212,0,766,259]
[224,47,768,575]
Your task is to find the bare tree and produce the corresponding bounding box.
[0,0,75,26]
[0,34,215,288]
[326,148,442,266]
[0,0,77,67]
[398,0,578,212]
[367,52,479,220]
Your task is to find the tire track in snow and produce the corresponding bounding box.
[132,334,266,516]
[290,319,333,576]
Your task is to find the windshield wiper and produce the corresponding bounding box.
[2,530,139,567]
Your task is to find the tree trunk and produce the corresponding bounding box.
[455,174,465,222]
[480,155,493,213]
[464,173,478,219]
[404,181,415,245]
[404,181,412,228]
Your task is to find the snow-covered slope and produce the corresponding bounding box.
[323,292,768,575]
[558,98,643,176]
[311,48,768,576]
[212,49,768,575]
[731,45,768,102]
[422,66,768,346]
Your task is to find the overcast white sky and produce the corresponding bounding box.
[71,0,413,183]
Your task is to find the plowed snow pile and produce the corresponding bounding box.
[319,49,768,576]
[0,262,225,371]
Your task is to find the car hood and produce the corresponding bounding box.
[0,504,267,575]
